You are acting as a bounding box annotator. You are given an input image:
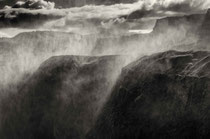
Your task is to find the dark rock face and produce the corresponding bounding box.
[0,55,126,139]
[88,50,210,139]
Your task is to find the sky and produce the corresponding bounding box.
[0,0,210,37]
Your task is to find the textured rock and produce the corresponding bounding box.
[88,50,210,139]
[0,55,126,139]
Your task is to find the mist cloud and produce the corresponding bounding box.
[0,0,210,31]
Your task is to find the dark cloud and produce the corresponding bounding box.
[0,0,137,9]
[46,0,137,8]
[0,0,209,29]
[0,8,64,28]
[0,2,141,28]
[12,0,55,9]
[0,0,17,9]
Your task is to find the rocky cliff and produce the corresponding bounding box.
[88,50,210,139]
[0,55,126,139]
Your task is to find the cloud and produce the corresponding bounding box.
[12,0,55,9]
[0,1,144,29]
[0,0,209,30]
[124,0,210,21]
[159,0,210,12]
[141,0,210,12]
[54,0,208,30]
[0,8,65,28]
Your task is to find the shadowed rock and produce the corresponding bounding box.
[0,55,126,139]
[87,50,210,139]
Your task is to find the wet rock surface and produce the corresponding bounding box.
[0,55,126,139]
[88,50,210,139]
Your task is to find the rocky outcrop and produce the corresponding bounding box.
[88,50,210,139]
[0,55,126,139]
